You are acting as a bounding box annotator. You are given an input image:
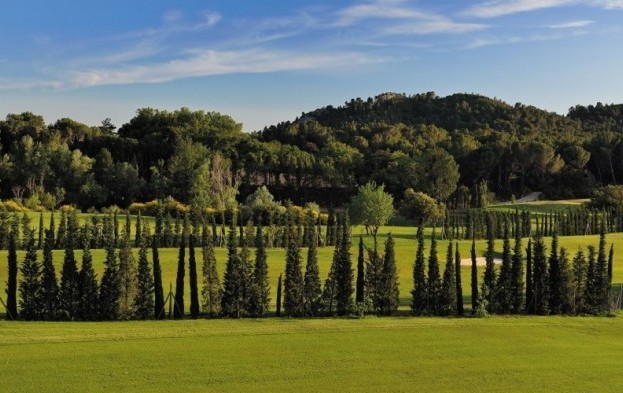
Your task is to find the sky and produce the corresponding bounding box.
[1,0,623,132]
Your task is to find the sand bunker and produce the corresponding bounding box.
[460,257,503,266]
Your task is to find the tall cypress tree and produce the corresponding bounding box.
[302,225,322,316]
[135,211,142,247]
[482,215,496,313]
[78,229,99,321]
[40,228,59,320]
[238,220,254,316]
[585,245,597,314]
[55,211,67,250]
[201,231,221,317]
[59,213,79,319]
[152,235,165,319]
[355,236,365,305]
[510,225,524,314]
[99,215,120,320]
[173,231,186,318]
[19,232,40,320]
[470,238,478,315]
[276,273,283,316]
[134,230,154,320]
[572,250,587,314]
[525,239,533,314]
[411,225,427,315]
[335,214,354,316]
[595,226,609,314]
[427,229,441,315]
[607,244,614,287]
[5,231,18,320]
[495,221,512,314]
[378,233,399,315]
[37,211,44,250]
[249,224,270,317]
[284,219,304,317]
[531,234,549,315]
[321,220,341,315]
[557,247,572,315]
[454,242,464,316]
[440,241,457,316]
[222,220,244,318]
[188,234,199,318]
[548,232,564,314]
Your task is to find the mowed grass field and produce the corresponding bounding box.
[1,204,622,392]
[1,223,623,311]
[0,316,622,392]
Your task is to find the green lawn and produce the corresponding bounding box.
[488,199,589,214]
[0,316,621,392]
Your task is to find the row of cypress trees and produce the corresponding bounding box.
[4,209,617,320]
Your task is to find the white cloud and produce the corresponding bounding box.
[465,30,586,48]
[599,0,623,8]
[64,49,380,88]
[335,0,428,26]
[546,20,594,29]
[383,20,488,35]
[463,0,575,18]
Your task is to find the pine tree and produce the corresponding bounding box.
[99,215,120,320]
[470,238,478,314]
[222,220,245,318]
[276,273,283,317]
[249,225,270,317]
[152,235,165,319]
[355,236,365,305]
[427,229,441,315]
[40,228,59,320]
[525,239,533,313]
[58,213,80,320]
[134,229,154,320]
[5,231,18,320]
[188,234,199,318]
[78,230,99,321]
[173,231,186,319]
[531,234,549,315]
[335,214,354,316]
[201,231,222,317]
[302,225,322,316]
[238,220,254,316]
[284,219,304,317]
[378,233,399,315]
[440,241,457,316]
[411,225,427,315]
[118,228,137,320]
[19,232,40,320]
[454,242,464,316]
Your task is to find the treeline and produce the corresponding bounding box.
[1,93,623,211]
[447,207,623,240]
[4,210,616,321]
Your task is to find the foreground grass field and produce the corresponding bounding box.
[0,316,621,392]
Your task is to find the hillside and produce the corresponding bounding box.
[1,92,623,210]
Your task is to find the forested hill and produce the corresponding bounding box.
[1,92,622,211]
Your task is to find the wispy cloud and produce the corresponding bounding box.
[546,20,594,29]
[334,0,489,35]
[64,49,381,88]
[465,30,587,49]
[463,0,575,18]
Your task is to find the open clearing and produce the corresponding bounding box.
[1,316,622,392]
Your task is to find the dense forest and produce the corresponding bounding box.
[1,92,623,211]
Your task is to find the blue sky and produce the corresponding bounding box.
[1,0,623,131]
